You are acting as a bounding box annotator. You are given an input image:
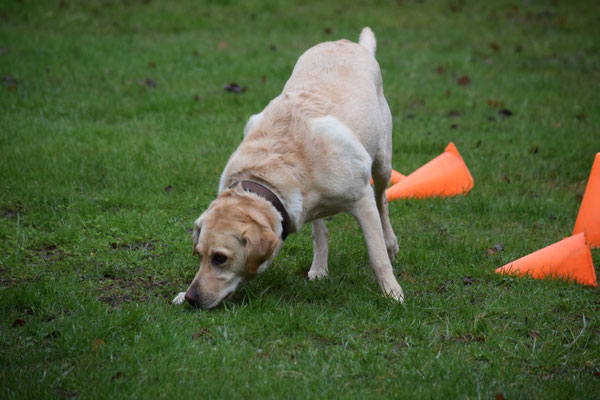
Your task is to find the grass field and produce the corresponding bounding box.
[1,0,600,398]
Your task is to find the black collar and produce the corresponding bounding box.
[230,180,291,241]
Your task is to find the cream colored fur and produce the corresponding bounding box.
[174,27,403,308]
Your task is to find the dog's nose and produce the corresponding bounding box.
[184,286,200,307]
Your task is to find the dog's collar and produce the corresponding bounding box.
[229,180,291,241]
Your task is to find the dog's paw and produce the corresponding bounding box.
[386,239,400,262]
[387,287,405,303]
[307,265,328,280]
[382,282,404,303]
[172,292,186,305]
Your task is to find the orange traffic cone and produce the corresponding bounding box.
[390,170,406,185]
[370,169,406,187]
[386,142,474,200]
[573,153,600,248]
[495,232,597,287]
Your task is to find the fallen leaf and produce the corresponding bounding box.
[495,394,506,400]
[553,121,561,127]
[490,42,501,52]
[192,328,211,340]
[445,89,451,97]
[449,3,462,12]
[323,27,332,34]
[192,49,200,56]
[528,146,540,154]
[486,248,497,256]
[42,314,56,322]
[487,99,504,108]
[44,331,60,339]
[261,75,267,83]
[217,41,229,50]
[55,387,77,398]
[193,95,199,102]
[436,65,445,74]
[111,371,123,381]
[223,82,246,93]
[498,109,513,117]
[13,318,26,327]
[148,62,156,69]
[3,76,17,85]
[463,276,474,285]
[506,4,519,18]
[137,78,156,88]
[457,75,471,85]
[92,339,105,355]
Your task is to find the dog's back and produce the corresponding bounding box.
[281,27,392,160]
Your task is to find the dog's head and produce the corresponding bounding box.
[183,190,282,309]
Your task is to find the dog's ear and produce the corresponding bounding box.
[242,224,280,274]
[243,112,263,137]
[191,213,205,256]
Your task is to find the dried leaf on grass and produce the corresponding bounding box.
[13,318,26,327]
[223,82,246,93]
[137,78,156,88]
[457,75,471,85]
[92,339,105,355]
[487,99,504,108]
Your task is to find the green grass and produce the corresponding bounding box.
[2,0,600,398]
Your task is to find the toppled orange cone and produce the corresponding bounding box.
[390,170,406,185]
[573,153,600,247]
[386,142,474,200]
[370,169,406,187]
[495,232,597,287]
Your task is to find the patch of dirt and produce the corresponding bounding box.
[1,201,25,219]
[24,245,70,268]
[312,334,341,347]
[97,273,182,307]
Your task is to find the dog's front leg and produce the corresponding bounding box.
[308,219,329,280]
[351,191,404,302]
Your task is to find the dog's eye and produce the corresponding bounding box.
[212,253,228,266]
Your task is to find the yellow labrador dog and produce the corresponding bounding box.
[173,27,404,308]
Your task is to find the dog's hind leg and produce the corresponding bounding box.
[308,218,329,280]
[351,190,404,302]
[371,158,400,262]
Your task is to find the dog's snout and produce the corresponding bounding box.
[184,286,200,307]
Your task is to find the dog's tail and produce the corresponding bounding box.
[358,27,376,56]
